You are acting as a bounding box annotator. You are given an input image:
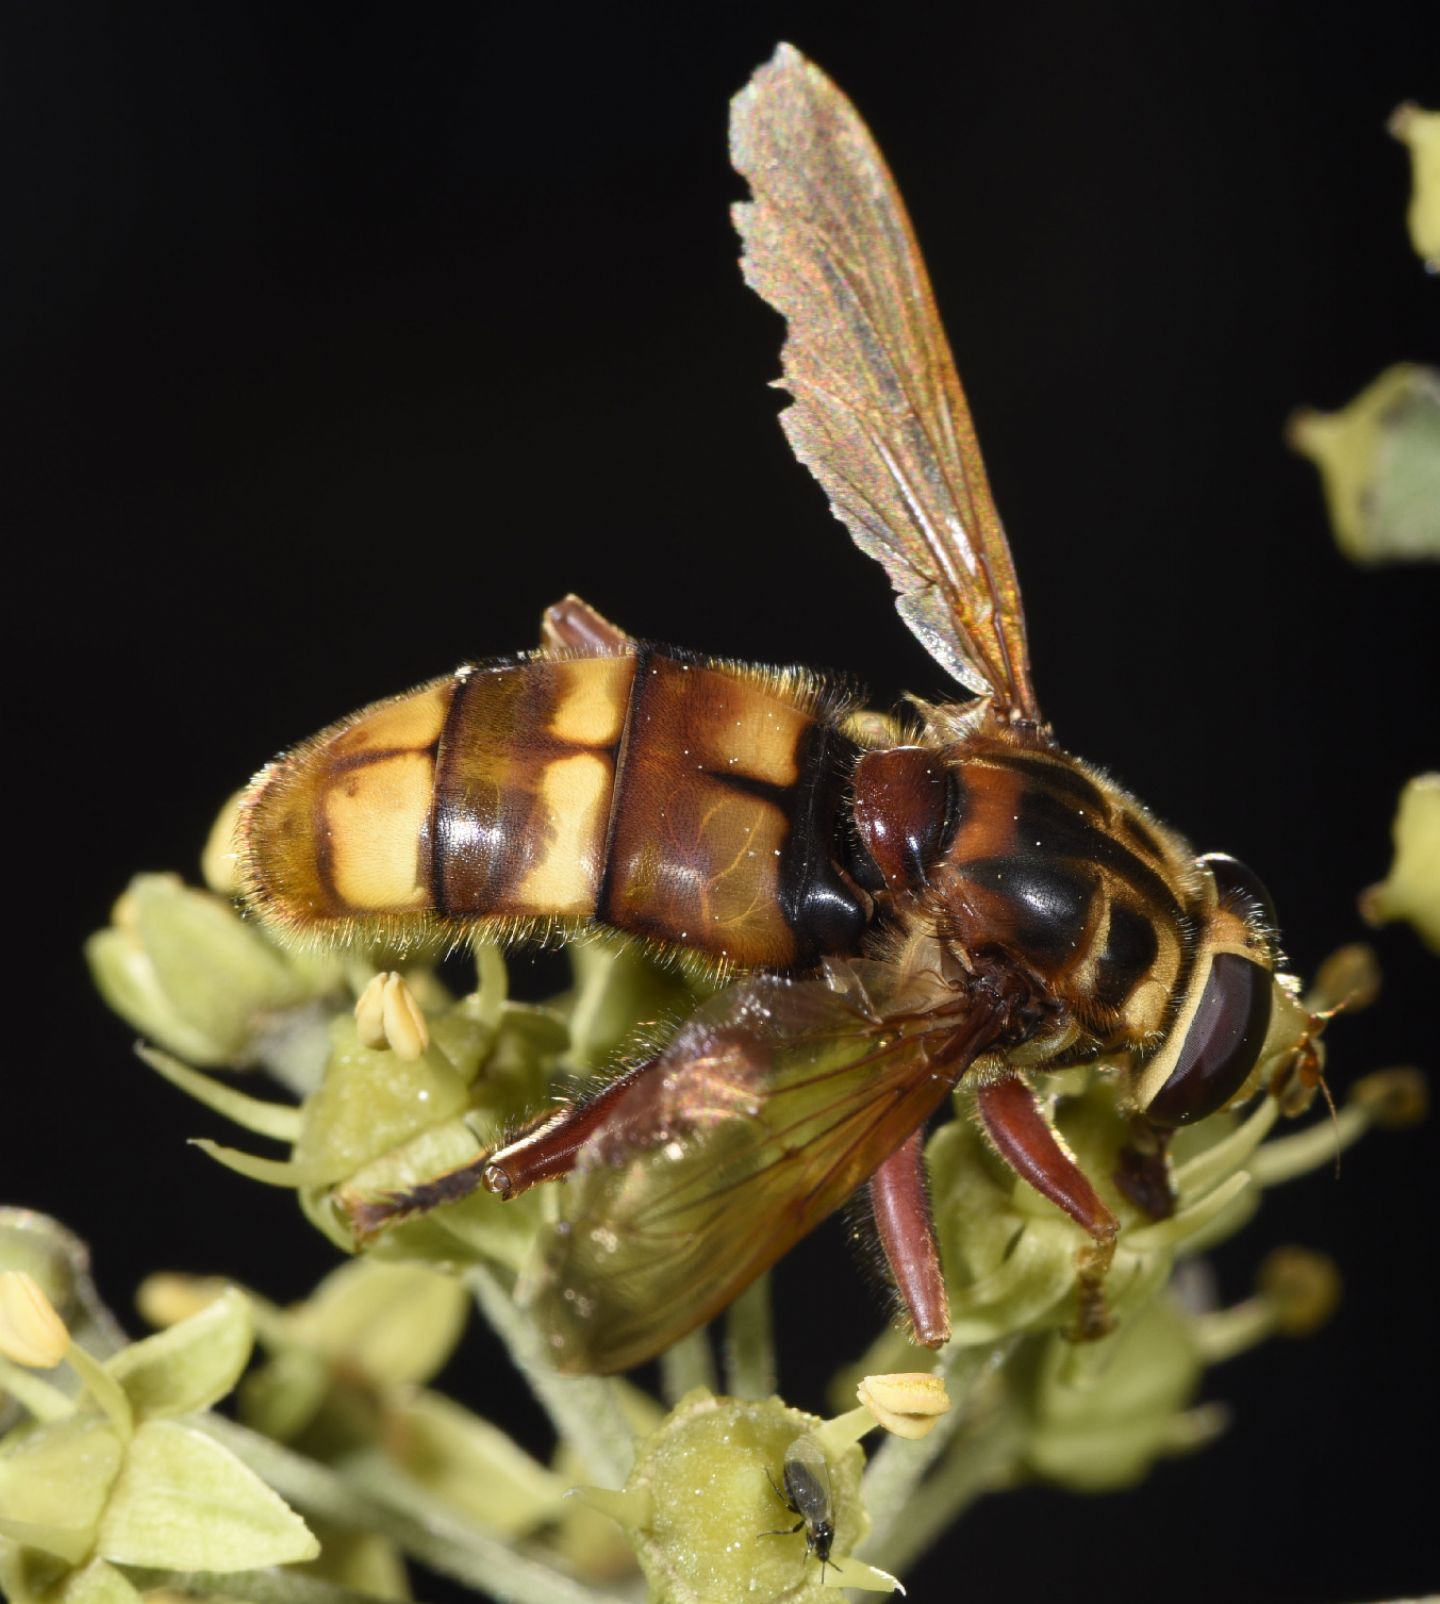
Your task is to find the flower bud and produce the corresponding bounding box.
[86,872,344,1067]
[1360,773,1440,952]
[1389,102,1440,269]
[200,789,247,897]
[1287,365,1440,565]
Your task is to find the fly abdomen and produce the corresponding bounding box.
[241,647,868,970]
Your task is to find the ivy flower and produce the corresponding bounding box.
[0,1258,315,1604]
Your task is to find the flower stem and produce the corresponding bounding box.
[868,1404,1024,1575]
[0,1355,74,1421]
[724,1271,776,1400]
[198,1416,630,1604]
[660,1326,717,1405]
[466,1265,635,1486]
[118,1567,424,1604]
[859,1340,1010,1557]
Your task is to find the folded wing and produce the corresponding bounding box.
[519,960,1004,1372]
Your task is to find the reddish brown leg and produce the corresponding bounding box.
[481,1057,658,1198]
[868,1128,950,1349]
[974,1069,1120,1339]
[344,1058,658,1240]
[540,594,632,653]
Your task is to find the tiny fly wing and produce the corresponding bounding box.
[783,1433,833,1530]
[731,44,1040,723]
[517,960,1002,1373]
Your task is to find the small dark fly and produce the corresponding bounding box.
[763,1432,837,1582]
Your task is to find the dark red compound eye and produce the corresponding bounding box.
[1147,953,1273,1127]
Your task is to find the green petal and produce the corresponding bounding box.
[89,876,318,1068]
[0,1416,122,1562]
[293,1262,467,1387]
[52,1559,144,1604]
[292,1019,471,1177]
[393,1389,565,1535]
[237,1349,330,1444]
[106,1288,253,1421]
[97,1419,319,1570]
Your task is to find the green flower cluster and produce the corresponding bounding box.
[30,833,1419,1603]
[0,1215,315,1604]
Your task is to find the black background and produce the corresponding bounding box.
[8,3,1439,1601]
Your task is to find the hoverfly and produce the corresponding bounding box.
[241,44,1329,1373]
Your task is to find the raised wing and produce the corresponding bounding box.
[517,959,1005,1373]
[731,44,1040,723]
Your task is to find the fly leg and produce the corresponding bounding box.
[540,594,632,653]
[868,1128,950,1348]
[346,1057,657,1239]
[480,1056,658,1198]
[973,1069,1120,1340]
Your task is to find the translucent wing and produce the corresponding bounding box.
[731,44,1040,722]
[517,959,1004,1373]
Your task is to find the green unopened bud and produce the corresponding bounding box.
[1287,365,1440,564]
[1360,773,1440,951]
[390,1389,566,1537]
[1389,102,1440,269]
[86,873,344,1067]
[1016,1291,1205,1492]
[200,790,246,897]
[290,1260,467,1387]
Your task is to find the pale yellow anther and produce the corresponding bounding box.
[1257,1247,1342,1337]
[201,790,247,896]
[856,1371,951,1440]
[1307,943,1381,1016]
[1349,1065,1428,1130]
[136,1272,228,1329]
[0,1270,71,1368]
[354,971,430,1061]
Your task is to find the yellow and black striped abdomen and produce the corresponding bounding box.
[241,647,867,970]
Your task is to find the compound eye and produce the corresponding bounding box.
[1201,852,1278,933]
[1147,953,1273,1127]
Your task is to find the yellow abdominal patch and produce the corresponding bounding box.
[329,682,451,758]
[327,751,434,910]
[547,658,633,747]
[514,753,611,914]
